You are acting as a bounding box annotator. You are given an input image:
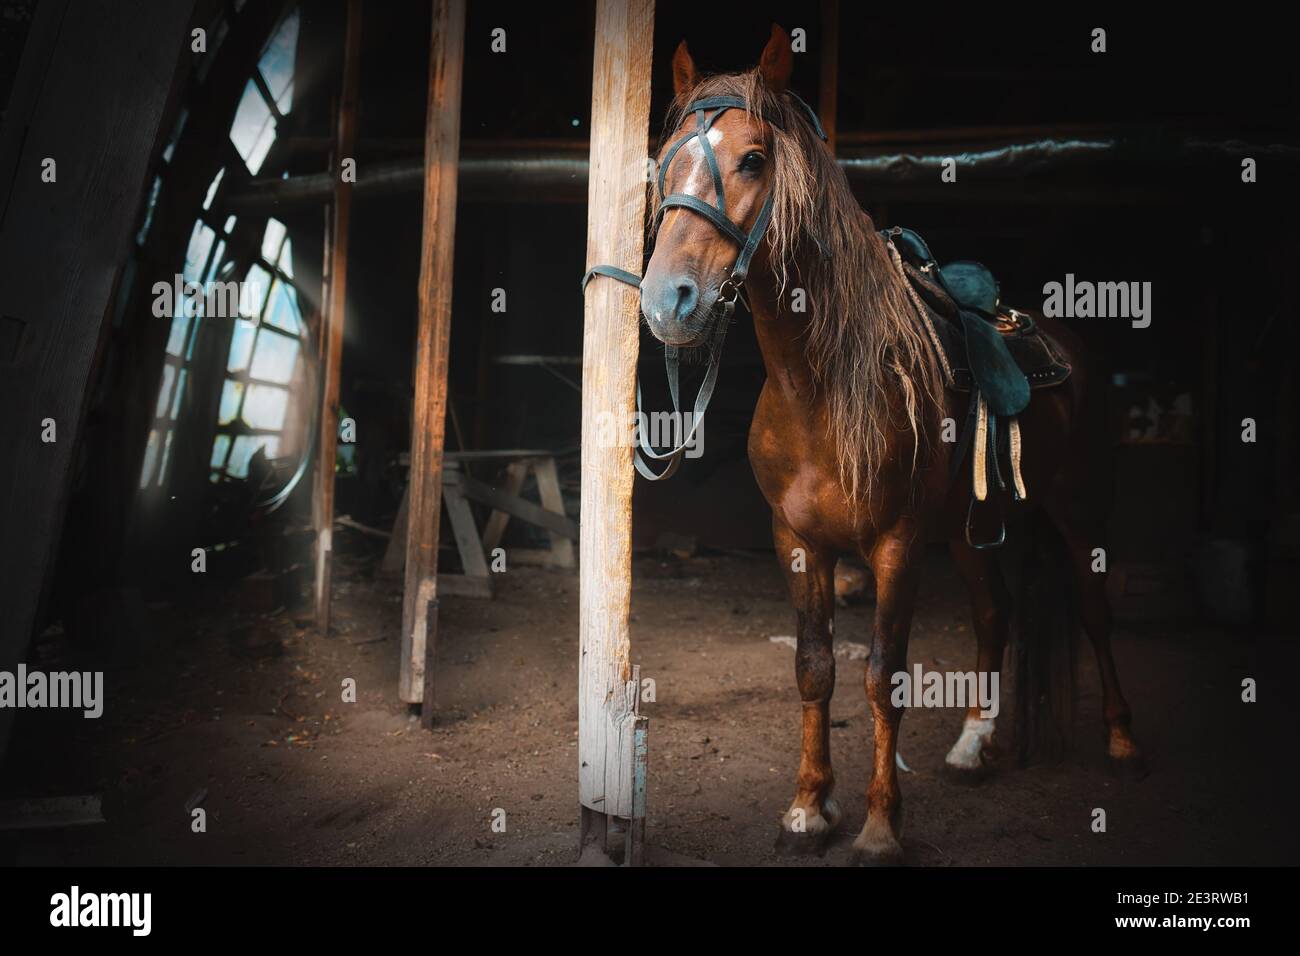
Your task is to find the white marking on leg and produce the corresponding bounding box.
[945,715,995,770]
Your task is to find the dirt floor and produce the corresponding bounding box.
[5,531,1298,867]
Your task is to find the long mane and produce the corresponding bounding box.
[658,70,945,507]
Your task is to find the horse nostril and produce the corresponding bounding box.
[674,278,699,322]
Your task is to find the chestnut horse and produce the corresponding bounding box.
[636,28,1142,865]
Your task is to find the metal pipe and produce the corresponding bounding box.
[224,137,1300,211]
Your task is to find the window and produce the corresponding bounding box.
[139,176,238,490]
[229,9,299,174]
[139,7,306,495]
[208,218,308,481]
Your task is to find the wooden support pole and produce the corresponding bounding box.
[578,0,655,847]
[313,0,363,632]
[399,0,466,709]
[819,0,840,156]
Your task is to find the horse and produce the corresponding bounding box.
[634,26,1143,865]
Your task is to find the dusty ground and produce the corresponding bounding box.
[4,533,1297,867]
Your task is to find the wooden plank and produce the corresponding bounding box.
[819,0,840,156]
[442,470,492,580]
[534,455,576,568]
[0,0,194,762]
[455,471,578,541]
[578,0,655,825]
[480,459,529,551]
[313,0,364,632]
[399,0,466,705]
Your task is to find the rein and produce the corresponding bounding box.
[582,92,827,480]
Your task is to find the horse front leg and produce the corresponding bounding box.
[771,516,842,854]
[853,532,919,866]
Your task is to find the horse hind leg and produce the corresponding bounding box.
[771,518,842,855]
[1052,515,1144,773]
[944,541,1010,783]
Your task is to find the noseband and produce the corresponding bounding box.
[582,92,827,480]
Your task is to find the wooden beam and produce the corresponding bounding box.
[313,0,363,631]
[578,0,655,842]
[819,0,840,155]
[454,471,578,541]
[399,0,466,708]
[0,0,194,762]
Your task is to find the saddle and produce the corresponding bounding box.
[884,227,1072,548]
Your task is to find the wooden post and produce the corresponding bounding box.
[399,0,466,709]
[313,0,363,632]
[0,0,194,763]
[578,0,655,850]
[819,0,840,156]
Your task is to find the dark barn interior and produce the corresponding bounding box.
[0,0,1297,868]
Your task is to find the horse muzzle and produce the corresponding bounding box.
[641,275,720,347]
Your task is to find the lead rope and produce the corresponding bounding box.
[581,267,729,481]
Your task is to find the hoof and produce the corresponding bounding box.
[775,797,840,856]
[849,838,905,867]
[850,818,904,867]
[774,827,833,857]
[942,760,988,787]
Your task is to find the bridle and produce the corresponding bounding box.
[582,92,827,480]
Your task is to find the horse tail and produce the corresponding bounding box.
[1009,509,1078,765]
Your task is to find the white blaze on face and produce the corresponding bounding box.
[652,127,726,325]
[679,127,725,201]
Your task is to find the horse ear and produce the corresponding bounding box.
[758,24,793,92]
[672,40,698,98]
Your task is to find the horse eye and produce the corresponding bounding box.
[740,151,766,173]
